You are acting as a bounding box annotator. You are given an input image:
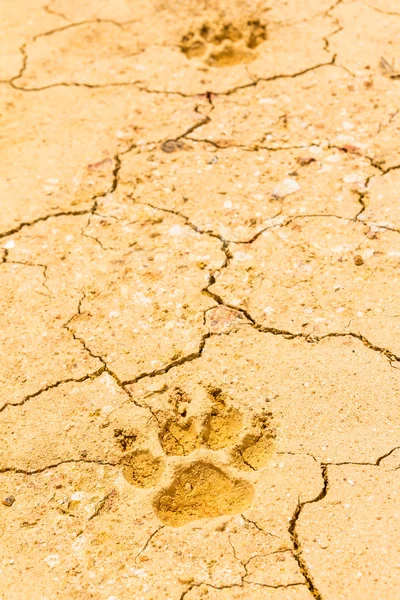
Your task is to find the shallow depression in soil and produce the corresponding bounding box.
[154,461,254,527]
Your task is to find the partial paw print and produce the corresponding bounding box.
[180,19,267,67]
[117,385,276,527]
[160,386,243,455]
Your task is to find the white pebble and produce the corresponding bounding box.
[44,554,60,568]
[168,224,184,236]
[343,173,362,184]
[272,179,301,199]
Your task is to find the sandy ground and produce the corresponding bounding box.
[1,0,400,598]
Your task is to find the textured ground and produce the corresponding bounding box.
[1,1,400,598]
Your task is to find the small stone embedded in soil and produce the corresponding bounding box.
[161,139,185,153]
[145,381,168,395]
[296,156,316,166]
[206,305,246,334]
[2,496,15,507]
[353,254,364,266]
[272,178,301,199]
[178,574,195,584]
[340,144,361,155]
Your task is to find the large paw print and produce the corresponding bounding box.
[180,20,267,67]
[119,386,275,527]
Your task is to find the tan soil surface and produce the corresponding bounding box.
[1,1,400,599]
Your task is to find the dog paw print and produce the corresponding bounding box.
[180,20,267,67]
[118,386,275,526]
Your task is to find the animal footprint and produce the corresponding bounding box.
[204,388,243,450]
[118,385,275,526]
[159,387,244,455]
[180,19,267,67]
[234,413,275,471]
[122,450,164,488]
[154,461,253,527]
[159,387,201,456]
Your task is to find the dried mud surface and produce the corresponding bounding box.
[1,1,400,599]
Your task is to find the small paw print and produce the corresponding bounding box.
[118,385,276,527]
[180,19,267,67]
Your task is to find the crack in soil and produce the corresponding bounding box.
[2,204,398,425]
[0,207,95,241]
[2,259,51,296]
[0,458,122,476]
[228,534,302,589]
[288,464,328,600]
[121,331,213,387]
[180,581,306,599]
[134,526,165,561]
[325,445,400,467]
[0,366,105,414]
[363,2,400,16]
[7,55,337,95]
[43,0,68,22]
[205,271,400,366]
[63,295,131,396]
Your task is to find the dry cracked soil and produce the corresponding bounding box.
[1,0,400,599]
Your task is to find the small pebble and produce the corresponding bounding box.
[296,156,316,166]
[161,139,184,153]
[178,574,194,584]
[146,382,167,394]
[272,178,301,199]
[178,402,188,415]
[2,496,15,507]
[353,255,364,266]
[340,144,361,155]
